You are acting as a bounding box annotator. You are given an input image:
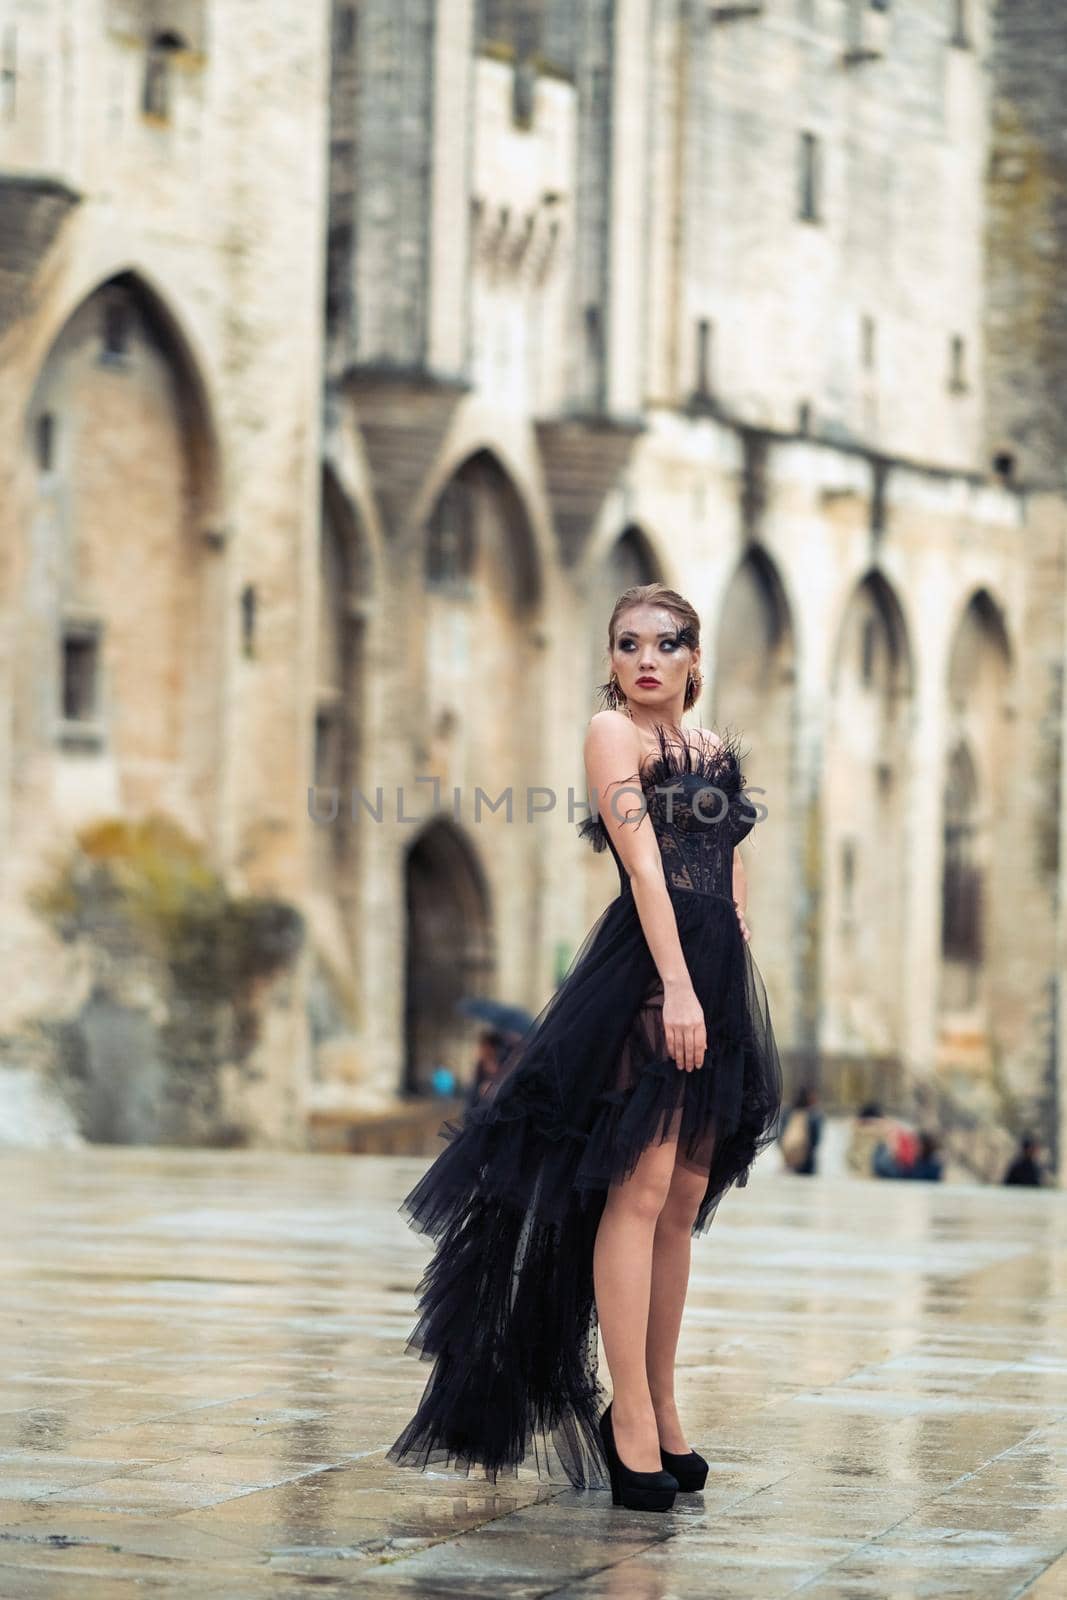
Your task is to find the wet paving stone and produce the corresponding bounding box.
[2,1146,1065,1597]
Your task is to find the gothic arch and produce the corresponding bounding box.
[712,545,798,1053]
[715,545,796,701]
[417,449,549,818]
[938,585,1017,1058]
[609,523,663,587]
[829,567,915,703]
[403,816,495,1095]
[18,270,226,844]
[585,516,674,590]
[823,566,916,1071]
[947,586,1015,712]
[422,446,544,615]
[586,523,667,701]
[26,267,223,531]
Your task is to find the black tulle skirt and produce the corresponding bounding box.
[386,877,783,1490]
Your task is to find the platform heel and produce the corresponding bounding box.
[599,1403,678,1513]
[659,1445,708,1492]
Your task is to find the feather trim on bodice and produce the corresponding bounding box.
[637,721,748,800]
[578,722,755,862]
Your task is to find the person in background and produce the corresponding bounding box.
[907,1131,944,1182]
[874,1128,943,1181]
[779,1085,823,1175]
[467,1028,509,1106]
[846,1100,894,1179]
[1003,1132,1045,1187]
[872,1118,917,1177]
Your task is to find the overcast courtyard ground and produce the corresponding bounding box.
[1,1142,1066,1598]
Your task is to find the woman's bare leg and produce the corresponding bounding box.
[645,1153,712,1453]
[593,1125,679,1471]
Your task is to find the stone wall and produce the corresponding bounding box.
[986,0,1067,487]
[0,0,332,1146]
[2,1,1065,1178]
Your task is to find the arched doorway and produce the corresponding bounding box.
[403,818,495,1095]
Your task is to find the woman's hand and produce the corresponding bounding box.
[662,978,707,1072]
[734,902,751,943]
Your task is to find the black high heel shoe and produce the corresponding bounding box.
[599,1403,678,1512]
[659,1444,709,1492]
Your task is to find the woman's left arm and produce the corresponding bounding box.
[733,847,751,943]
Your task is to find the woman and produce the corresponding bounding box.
[387,583,782,1511]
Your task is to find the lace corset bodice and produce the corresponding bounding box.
[578,723,757,900]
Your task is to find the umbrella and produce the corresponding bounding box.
[455,997,535,1038]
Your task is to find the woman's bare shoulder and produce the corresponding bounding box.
[585,708,641,745]
[583,711,644,783]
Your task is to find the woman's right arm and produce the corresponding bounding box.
[583,712,707,1073]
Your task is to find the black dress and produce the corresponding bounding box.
[387,723,783,1490]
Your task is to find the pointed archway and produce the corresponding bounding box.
[19,270,225,842]
[403,818,495,1095]
[587,524,664,709]
[939,588,1014,1073]
[823,569,915,1075]
[713,546,797,1056]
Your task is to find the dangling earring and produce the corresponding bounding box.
[686,669,703,708]
[608,673,633,720]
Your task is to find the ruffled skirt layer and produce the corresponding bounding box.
[387,883,783,1489]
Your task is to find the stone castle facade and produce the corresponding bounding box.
[1,0,1065,1180]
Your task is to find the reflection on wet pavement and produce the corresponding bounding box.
[2,1147,1065,1596]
